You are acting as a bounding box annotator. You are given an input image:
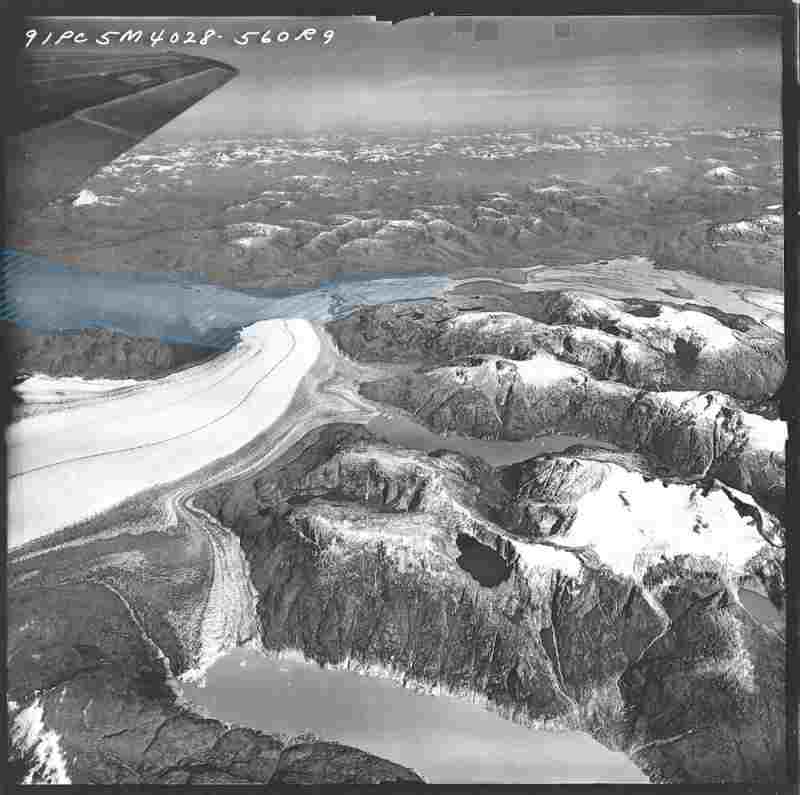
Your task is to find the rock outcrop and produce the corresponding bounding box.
[328,295,785,402]
[619,588,785,783]
[7,288,785,785]
[650,214,782,290]
[6,323,228,381]
[8,415,785,784]
[6,499,423,786]
[328,298,785,517]
[195,424,786,784]
[358,354,784,516]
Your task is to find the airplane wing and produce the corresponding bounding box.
[6,50,238,217]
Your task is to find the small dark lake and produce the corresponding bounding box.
[455,532,511,586]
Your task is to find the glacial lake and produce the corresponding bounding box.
[181,646,649,784]
[368,412,617,467]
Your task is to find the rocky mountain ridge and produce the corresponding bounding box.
[193,423,785,783]
[7,286,786,784]
[10,128,782,289]
[7,322,228,382]
[329,291,784,401]
[7,505,423,786]
[329,297,786,518]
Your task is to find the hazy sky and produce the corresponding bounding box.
[27,16,781,135]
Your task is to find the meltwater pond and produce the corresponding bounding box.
[182,647,648,784]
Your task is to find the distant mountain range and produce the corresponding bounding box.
[8,126,783,291]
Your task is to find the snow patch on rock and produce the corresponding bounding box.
[560,465,770,579]
[10,698,72,784]
[72,189,123,207]
[704,166,744,184]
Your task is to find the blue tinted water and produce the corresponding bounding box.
[0,250,450,348]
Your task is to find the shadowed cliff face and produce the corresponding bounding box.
[7,285,785,785]
[619,590,785,783]
[197,427,661,729]
[195,423,786,783]
[6,475,423,786]
[6,579,422,786]
[7,323,229,382]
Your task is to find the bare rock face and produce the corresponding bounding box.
[330,298,785,517]
[8,420,784,785]
[328,294,785,401]
[195,424,786,784]
[198,429,662,729]
[8,287,785,785]
[7,323,227,381]
[271,742,423,785]
[650,215,782,290]
[357,352,784,517]
[6,509,423,785]
[620,586,785,783]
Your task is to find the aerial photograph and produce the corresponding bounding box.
[5,14,787,785]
